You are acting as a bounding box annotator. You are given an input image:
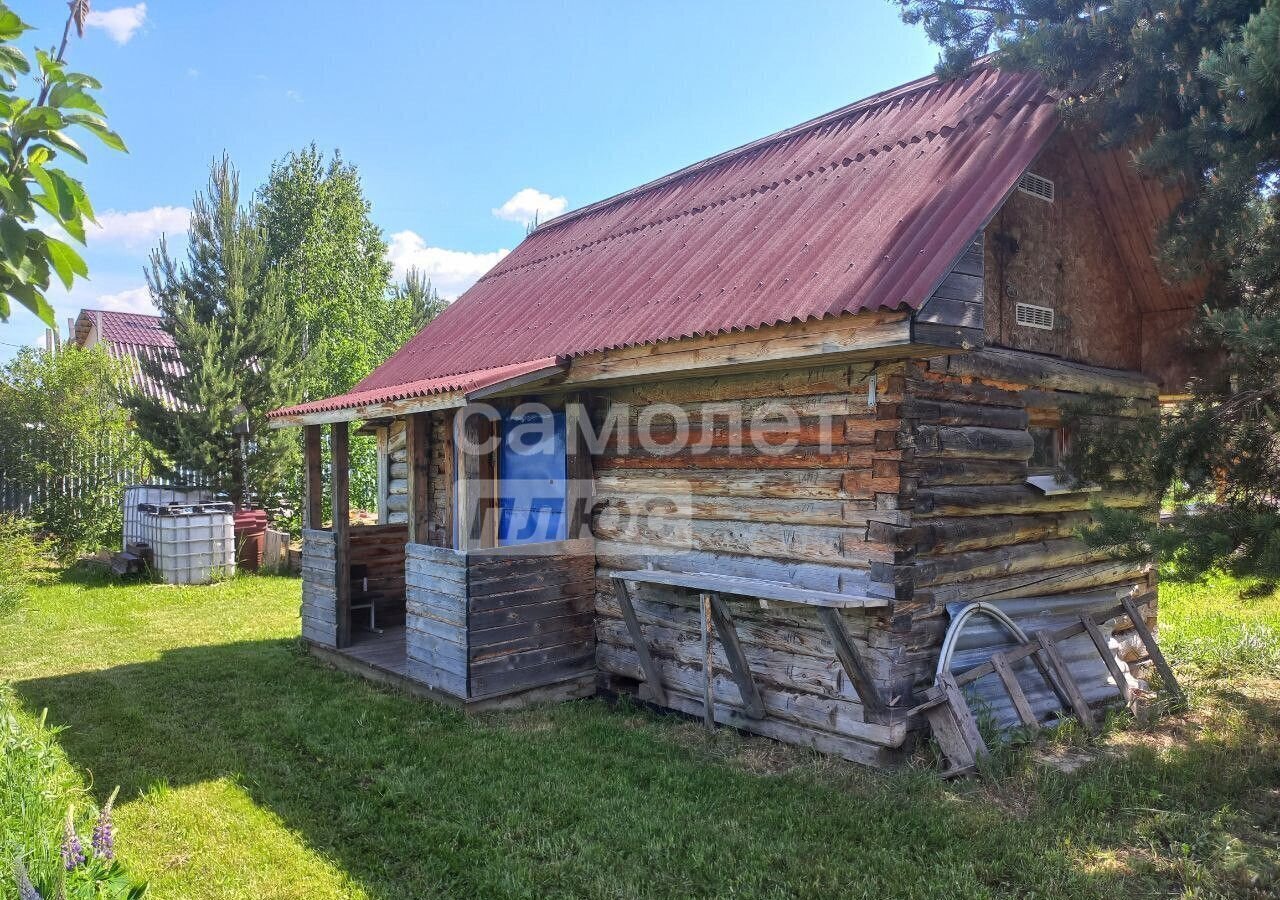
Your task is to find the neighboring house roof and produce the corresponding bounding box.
[73,309,181,408]
[272,63,1066,420]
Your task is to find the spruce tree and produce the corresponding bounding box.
[130,155,299,508]
[896,1,1280,583]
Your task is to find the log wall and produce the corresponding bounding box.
[348,523,408,628]
[590,362,911,764]
[877,347,1160,703]
[385,413,453,544]
[300,528,338,647]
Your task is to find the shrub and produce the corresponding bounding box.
[0,518,50,616]
[0,687,147,899]
[0,347,152,559]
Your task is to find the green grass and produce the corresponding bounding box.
[1,568,1278,899]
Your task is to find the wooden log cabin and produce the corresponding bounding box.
[269,63,1199,765]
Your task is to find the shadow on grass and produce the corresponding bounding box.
[12,639,1278,899]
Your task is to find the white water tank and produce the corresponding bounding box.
[122,484,211,550]
[136,501,236,585]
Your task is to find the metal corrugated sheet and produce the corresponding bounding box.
[273,357,564,418]
[75,309,182,410]
[283,64,1060,418]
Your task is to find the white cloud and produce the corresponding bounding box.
[86,4,147,45]
[285,89,303,103]
[386,231,509,299]
[91,206,190,250]
[91,285,157,316]
[492,188,568,227]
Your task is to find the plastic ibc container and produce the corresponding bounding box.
[137,501,236,584]
[123,484,211,550]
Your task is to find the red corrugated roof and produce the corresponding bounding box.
[75,309,182,409]
[273,63,1060,420]
[273,357,565,418]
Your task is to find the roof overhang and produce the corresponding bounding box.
[268,356,569,428]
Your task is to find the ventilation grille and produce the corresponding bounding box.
[1015,302,1055,330]
[1017,172,1055,202]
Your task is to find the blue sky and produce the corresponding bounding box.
[1,0,939,360]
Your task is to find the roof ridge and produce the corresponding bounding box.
[526,64,991,237]
[481,108,1004,287]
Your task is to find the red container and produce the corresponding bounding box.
[233,509,268,572]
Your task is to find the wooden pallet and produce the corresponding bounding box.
[912,592,1183,777]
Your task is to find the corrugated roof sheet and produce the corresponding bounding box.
[74,309,183,410]
[273,63,1060,420]
[273,357,565,418]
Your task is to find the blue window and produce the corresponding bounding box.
[496,407,567,545]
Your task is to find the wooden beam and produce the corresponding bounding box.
[453,406,492,550]
[303,424,323,530]
[405,412,432,545]
[564,393,593,541]
[706,595,765,719]
[375,426,390,525]
[611,576,667,706]
[700,593,714,731]
[331,422,351,649]
[816,606,886,715]
[1121,594,1184,706]
[990,651,1039,733]
[1036,630,1094,732]
[1080,614,1132,707]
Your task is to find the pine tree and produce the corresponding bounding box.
[130,155,300,507]
[381,266,445,360]
[897,1,1280,583]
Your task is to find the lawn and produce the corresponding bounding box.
[2,569,1278,899]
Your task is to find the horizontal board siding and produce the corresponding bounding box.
[400,538,596,701]
[464,540,596,699]
[301,529,339,648]
[404,541,468,698]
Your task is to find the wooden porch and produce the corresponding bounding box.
[295,402,599,710]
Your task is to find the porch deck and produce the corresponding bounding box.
[308,624,597,713]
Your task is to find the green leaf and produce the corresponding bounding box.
[42,131,88,164]
[73,118,127,153]
[52,168,94,224]
[48,83,105,116]
[0,44,29,75]
[15,106,64,136]
[5,281,56,327]
[64,72,103,90]
[28,163,74,222]
[43,235,87,289]
[0,216,25,266]
[34,49,64,81]
[0,9,30,42]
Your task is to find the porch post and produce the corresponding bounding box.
[453,404,495,550]
[565,393,593,540]
[375,426,390,525]
[405,412,432,545]
[302,424,323,530]
[331,421,351,648]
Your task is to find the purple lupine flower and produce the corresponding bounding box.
[13,858,42,900]
[61,806,85,871]
[91,787,118,861]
